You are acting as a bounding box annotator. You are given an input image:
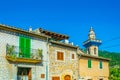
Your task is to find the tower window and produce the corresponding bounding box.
[88,48,90,54]
[94,48,96,55]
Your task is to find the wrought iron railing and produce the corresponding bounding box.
[6,44,43,60]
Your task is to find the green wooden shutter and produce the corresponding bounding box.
[19,36,31,58]
[19,37,26,57]
[88,59,91,68]
[25,38,31,58]
[100,61,103,69]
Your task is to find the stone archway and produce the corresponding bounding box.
[64,75,71,80]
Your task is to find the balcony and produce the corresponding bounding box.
[6,44,43,63]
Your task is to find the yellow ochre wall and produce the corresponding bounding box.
[79,57,109,80]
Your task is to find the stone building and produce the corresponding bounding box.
[78,27,109,80]
[36,29,79,80]
[0,24,49,80]
[0,24,109,80]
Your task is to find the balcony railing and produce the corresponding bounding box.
[6,44,43,63]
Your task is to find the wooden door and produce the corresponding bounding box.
[64,75,71,80]
[28,69,31,80]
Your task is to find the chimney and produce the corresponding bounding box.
[64,39,69,44]
[29,27,32,32]
[70,42,74,45]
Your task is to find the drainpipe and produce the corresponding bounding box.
[77,48,82,80]
[46,37,49,80]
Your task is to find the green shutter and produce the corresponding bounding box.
[100,61,103,69]
[19,37,26,56]
[25,38,31,58]
[88,59,91,68]
[19,36,31,58]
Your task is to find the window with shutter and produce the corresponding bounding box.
[41,74,45,78]
[19,36,31,58]
[57,51,64,61]
[88,59,92,68]
[100,61,103,69]
[52,77,60,80]
[25,38,31,58]
[72,54,74,59]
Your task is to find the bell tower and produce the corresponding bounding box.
[83,27,102,56]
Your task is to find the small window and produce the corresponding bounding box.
[41,74,45,78]
[72,54,75,59]
[57,51,64,60]
[100,61,103,69]
[52,76,60,80]
[88,59,92,68]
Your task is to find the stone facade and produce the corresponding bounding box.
[0,25,110,80]
[49,42,79,80]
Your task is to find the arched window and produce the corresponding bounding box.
[94,48,97,55]
[87,48,90,54]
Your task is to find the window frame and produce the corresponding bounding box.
[88,59,92,68]
[55,50,65,62]
[70,52,76,60]
[52,76,60,80]
[41,74,45,78]
[99,61,103,69]
[94,47,97,55]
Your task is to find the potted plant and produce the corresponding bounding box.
[19,49,23,58]
[37,49,43,59]
[6,44,15,56]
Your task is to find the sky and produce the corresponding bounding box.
[0,0,120,53]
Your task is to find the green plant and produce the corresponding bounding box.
[19,49,23,57]
[7,45,15,56]
[12,53,16,58]
[37,49,43,58]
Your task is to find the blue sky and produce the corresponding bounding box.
[0,0,120,53]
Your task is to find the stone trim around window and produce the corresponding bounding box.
[55,50,65,62]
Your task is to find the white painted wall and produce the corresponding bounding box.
[0,30,48,80]
[0,31,18,56]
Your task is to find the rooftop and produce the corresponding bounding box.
[38,28,69,41]
[0,24,50,39]
[50,40,78,49]
[79,53,110,61]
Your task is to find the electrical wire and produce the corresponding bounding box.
[99,36,120,50]
[100,44,120,49]
[102,37,120,44]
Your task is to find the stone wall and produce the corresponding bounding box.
[49,44,79,80]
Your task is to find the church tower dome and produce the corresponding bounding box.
[88,27,96,40]
[83,27,102,56]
